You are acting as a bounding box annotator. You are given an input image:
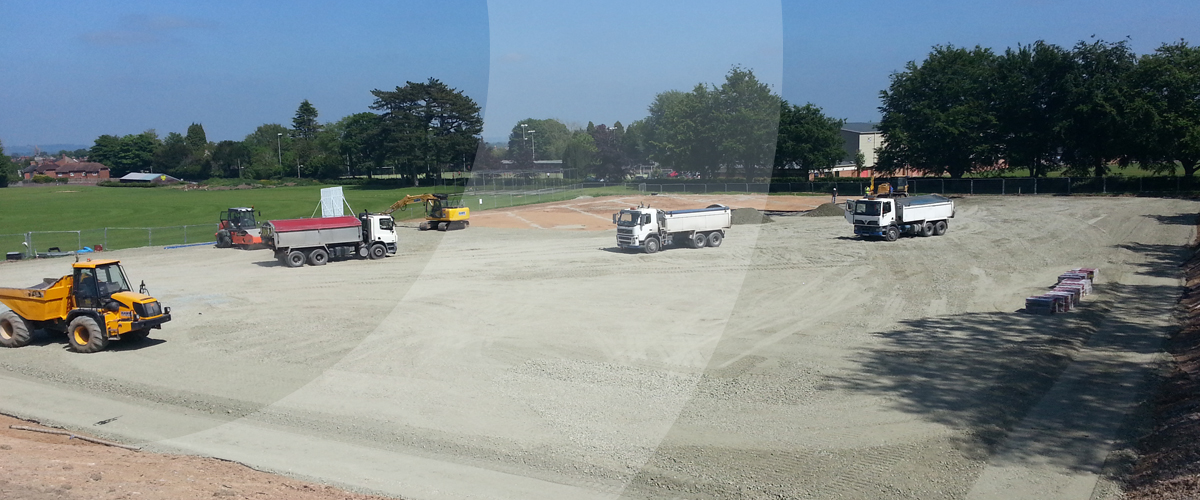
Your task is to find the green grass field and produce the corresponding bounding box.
[0,183,638,255]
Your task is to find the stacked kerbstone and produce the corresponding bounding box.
[1025,267,1099,315]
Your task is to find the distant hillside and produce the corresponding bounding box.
[7,144,90,156]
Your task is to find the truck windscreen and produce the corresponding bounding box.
[616,212,639,226]
[854,201,882,216]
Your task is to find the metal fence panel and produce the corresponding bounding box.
[0,233,29,258]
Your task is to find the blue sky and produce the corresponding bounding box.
[2,1,1199,148]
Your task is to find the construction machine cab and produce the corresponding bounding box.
[220,208,259,231]
[73,261,131,309]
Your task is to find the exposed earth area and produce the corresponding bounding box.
[1,194,1198,499]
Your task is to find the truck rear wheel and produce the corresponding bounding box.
[67,316,108,353]
[308,248,329,266]
[934,220,948,236]
[690,232,707,249]
[644,237,660,254]
[707,231,723,248]
[0,310,33,348]
[921,222,934,237]
[285,250,306,267]
[369,243,387,259]
[885,226,899,242]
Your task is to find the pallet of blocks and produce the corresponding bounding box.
[1025,267,1099,315]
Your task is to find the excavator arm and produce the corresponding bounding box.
[382,194,439,215]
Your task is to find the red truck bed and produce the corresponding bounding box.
[267,216,360,233]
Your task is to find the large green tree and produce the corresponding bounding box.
[643,67,780,179]
[0,139,9,187]
[242,124,291,179]
[1059,40,1139,177]
[89,131,160,177]
[878,45,1000,178]
[561,131,598,178]
[332,112,386,178]
[1133,41,1200,177]
[211,140,251,178]
[773,102,845,177]
[370,78,483,185]
[507,118,571,163]
[993,41,1074,177]
[291,100,324,177]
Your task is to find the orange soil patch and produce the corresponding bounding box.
[469,194,830,231]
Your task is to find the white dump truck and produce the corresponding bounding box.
[261,213,398,267]
[614,204,732,253]
[844,195,955,241]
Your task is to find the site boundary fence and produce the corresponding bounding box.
[587,175,1200,196]
[3,224,215,260]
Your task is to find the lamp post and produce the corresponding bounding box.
[529,130,536,161]
[276,133,283,172]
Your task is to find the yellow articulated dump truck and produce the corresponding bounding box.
[0,259,171,353]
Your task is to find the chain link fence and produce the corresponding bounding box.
[3,224,215,260]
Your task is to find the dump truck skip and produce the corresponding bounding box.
[261,213,398,267]
[614,204,732,254]
[844,194,955,241]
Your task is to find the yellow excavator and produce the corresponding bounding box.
[383,193,470,231]
[866,176,909,198]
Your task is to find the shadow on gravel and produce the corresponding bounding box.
[836,266,1181,473]
[24,329,167,352]
[1144,213,1198,226]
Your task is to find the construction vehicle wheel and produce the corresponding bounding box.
[921,222,934,237]
[308,248,329,266]
[122,329,150,341]
[0,310,33,348]
[885,226,899,242]
[369,243,387,260]
[285,250,306,268]
[707,231,723,248]
[644,237,660,254]
[934,220,948,236]
[216,231,232,248]
[358,246,370,258]
[67,316,108,353]
[690,232,706,249]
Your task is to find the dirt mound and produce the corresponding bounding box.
[732,207,772,224]
[805,203,847,217]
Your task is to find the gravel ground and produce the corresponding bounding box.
[0,195,1194,499]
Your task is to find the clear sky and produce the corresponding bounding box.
[2,1,1199,148]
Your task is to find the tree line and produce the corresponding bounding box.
[878,39,1200,178]
[476,67,846,182]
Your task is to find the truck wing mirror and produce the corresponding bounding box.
[612,214,617,224]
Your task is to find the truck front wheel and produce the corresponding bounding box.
[0,310,33,348]
[885,226,900,242]
[934,220,948,236]
[67,316,108,353]
[644,237,660,254]
[369,243,387,259]
[707,231,723,248]
[285,250,307,267]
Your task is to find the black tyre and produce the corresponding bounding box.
[934,220,948,236]
[691,232,707,249]
[707,231,723,248]
[921,222,934,237]
[67,316,108,353]
[644,237,660,254]
[369,243,387,260]
[285,250,306,267]
[216,231,232,248]
[308,248,329,266]
[0,310,33,348]
[122,329,150,341]
[885,226,899,242]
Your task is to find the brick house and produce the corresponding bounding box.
[23,156,110,182]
